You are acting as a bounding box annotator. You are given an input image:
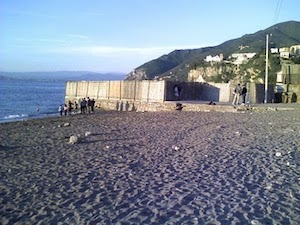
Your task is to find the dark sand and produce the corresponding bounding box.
[1,109,300,225]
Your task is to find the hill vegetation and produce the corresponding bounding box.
[125,21,300,83]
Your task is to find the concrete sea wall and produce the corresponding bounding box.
[65,80,167,111]
[65,80,275,112]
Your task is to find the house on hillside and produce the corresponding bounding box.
[229,53,256,65]
[271,48,279,54]
[290,45,300,56]
[280,47,290,58]
[204,54,224,63]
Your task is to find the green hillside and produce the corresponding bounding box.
[126,21,300,82]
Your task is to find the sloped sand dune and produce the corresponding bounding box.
[1,109,300,224]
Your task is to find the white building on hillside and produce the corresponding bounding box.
[279,47,290,58]
[230,53,256,65]
[271,48,279,54]
[290,45,300,56]
[204,54,223,63]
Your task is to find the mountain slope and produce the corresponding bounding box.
[125,21,300,81]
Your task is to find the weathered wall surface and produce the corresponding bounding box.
[66,80,276,112]
[207,82,232,102]
[247,83,275,104]
[284,84,300,103]
[66,80,166,103]
[282,64,300,84]
[165,81,232,102]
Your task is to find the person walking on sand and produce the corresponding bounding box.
[68,100,73,115]
[90,98,95,113]
[232,83,241,105]
[58,104,63,117]
[87,97,91,113]
[80,98,87,114]
[63,104,68,116]
[74,101,79,110]
[241,85,247,105]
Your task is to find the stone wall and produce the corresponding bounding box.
[282,64,300,84]
[165,81,232,102]
[65,80,274,112]
[247,83,275,104]
[66,80,166,103]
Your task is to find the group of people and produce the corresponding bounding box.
[58,97,96,116]
[232,83,247,105]
[58,101,73,117]
[79,97,96,114]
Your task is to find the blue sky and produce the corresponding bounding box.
[1,0,300,73]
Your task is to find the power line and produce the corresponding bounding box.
[273,0,284,24]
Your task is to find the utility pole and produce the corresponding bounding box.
[264,34,269,104]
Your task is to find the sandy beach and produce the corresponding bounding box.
[1,108,300,225]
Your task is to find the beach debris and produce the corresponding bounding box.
[64,122,70,127]
[172,145,180,151]
[267,107,278,111]
[235,131,241,136]
[274,168,281,173]
[57,124,61,128]
[175,103,184,111]
[265,184,272,190]
[105,145,110,149]
[85,131,92,137]
[191,217,199,223]
[289,190,298,200]
[41,126,44,128]
[69,135,79,144]
[275,152,282,157]
[287,162,290,166]
[250,220,261,225]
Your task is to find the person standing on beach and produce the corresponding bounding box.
[75,101,79,110]
[232,83,241,105]
[80,98,87,114]
[58,105,63,116]
[68,100,73,115]
[90,98,96,113]
[63,104,68,116]
[87,97,91,113]
[241,85,247,105]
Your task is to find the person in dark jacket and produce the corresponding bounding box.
[90,98,96,113]
[87,97,91,113]
[80,98,87,114]
[68,100,73,115]
[241,85,247,105]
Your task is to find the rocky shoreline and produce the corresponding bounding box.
[1,109,300,224]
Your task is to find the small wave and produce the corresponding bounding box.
[4,114,29,119]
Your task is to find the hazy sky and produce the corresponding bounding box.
[1,0,300,73]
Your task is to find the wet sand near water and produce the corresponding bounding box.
[1,110,300,224]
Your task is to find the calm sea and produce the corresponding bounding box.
[0,79,66,123]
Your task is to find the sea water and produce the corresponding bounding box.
[0,79,66,123]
